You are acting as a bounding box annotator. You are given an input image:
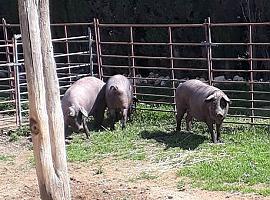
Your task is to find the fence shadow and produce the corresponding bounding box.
[140,130,208,150]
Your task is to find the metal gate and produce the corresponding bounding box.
[94,18,270,126]
[0,21,97,129]
[0,18,270,130]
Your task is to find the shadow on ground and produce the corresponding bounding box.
[140,130,208,150]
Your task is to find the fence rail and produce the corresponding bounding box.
[0,18,270,130]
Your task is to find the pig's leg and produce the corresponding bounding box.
[93,101,106,130]
[64,124,70,138]
[216,123,223,143]
[121,108,128,129]
[127,105,135,122]
[206,121,217,143]
[109,109,116,130]
[176,109,185,131]
[185,112,193,131]
[115,110,121,121]
[82,115,90,139]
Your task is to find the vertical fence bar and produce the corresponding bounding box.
[2,18,15,100]
[2,18,11,63]
[64,25,72,84]
[88,27,94,76]
[94,18,103,80]
[130,26,136,95]
[249,25,255,124]
[12,34,22,127]
[168,26,176,112]
[206,17,213,85]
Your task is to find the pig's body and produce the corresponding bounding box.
[61,76,106,138]
[105,74,134,130]
[175,79,230,143]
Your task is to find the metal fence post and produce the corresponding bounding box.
[12,34,22,127]
[88,27,94,76]
[94,18,103,80]
[249,25,255,124]
[64,25,72,84]
[130,26,137,95]
[168,26,176,112]
[206,17,213,85]
[2,18,15,100]
[2,18,11,63]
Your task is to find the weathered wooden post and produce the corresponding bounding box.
[18,0,71,199]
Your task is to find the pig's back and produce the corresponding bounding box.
[62,77,105,114]
[176,79,219,121]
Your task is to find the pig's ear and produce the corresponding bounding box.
[110,85,118,91]
[205,94,215,102]
[68,106,76,117]
[80,107,88,117]
[223,95,231,104]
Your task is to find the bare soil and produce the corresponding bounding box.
[0,134,269,200]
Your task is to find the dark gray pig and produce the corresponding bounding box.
[105,74,136,130]
[175,79,230,143]
[61,76,106,138]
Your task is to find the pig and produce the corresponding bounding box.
[175,79,230,143]
[105,74,136,130]
[61,76,106,138]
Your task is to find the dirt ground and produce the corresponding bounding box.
[0,134,269,200]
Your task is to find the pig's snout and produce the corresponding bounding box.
[78,125,84,131]
[216,112,224,121]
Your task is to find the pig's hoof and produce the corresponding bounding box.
[65,139,72,145]
[176,127,181,132]
[211,139,218,144]
[217,139,224,143]
[211,139,224,144]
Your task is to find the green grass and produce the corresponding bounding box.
[67,123,147,162]
[66,105,270,196]
[178,126,270,196]
[8,126,30,142]
[129,171,158,182]
[0,97,15,111]
[0,154,15,162]
[67,105,175,162]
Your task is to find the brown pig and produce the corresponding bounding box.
[61,76,106,138]
[105,74,136,130]
[175,79,230,143]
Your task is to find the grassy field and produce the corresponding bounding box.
[65,105,270,196]
[178,126,270,195]
[6,104,270,196]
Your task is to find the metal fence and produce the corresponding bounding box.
[0,18,270,130]
[0,19,97,129]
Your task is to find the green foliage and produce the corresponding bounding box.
[0,155,14,162]
[21,102,29,112]
[3,0,270,24]
[135,104,174,124]
[129,171,158,182]
[0,97,15,112]
[65,105,270,195]
[177,180,186,191]
[178,126,270,196]
[28,155,35,167]
[67,105,174,162]
[9,132,19,142]
[8,126,30,142]
[67,124,145,162]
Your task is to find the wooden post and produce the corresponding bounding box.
[18,0,71,199]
